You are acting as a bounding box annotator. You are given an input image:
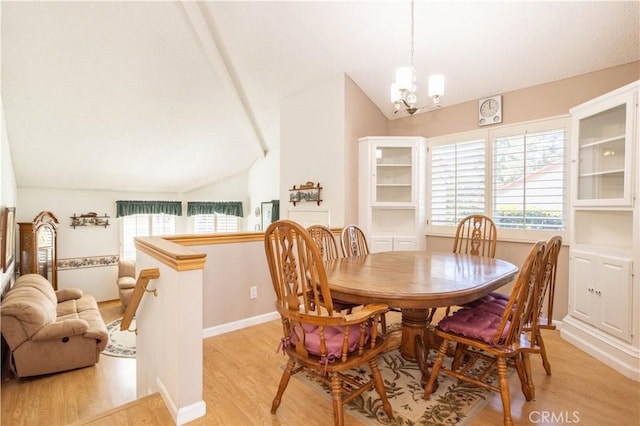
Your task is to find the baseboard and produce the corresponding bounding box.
[157,377,206,426]
[201,311,280,339]
[560,316,640,382]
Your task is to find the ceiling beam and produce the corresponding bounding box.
[178,1,268,156]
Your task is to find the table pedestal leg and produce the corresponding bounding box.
[399,308,429,360]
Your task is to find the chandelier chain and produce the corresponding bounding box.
[410,0,415,70]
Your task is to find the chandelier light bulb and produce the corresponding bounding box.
[390,82,402,102]
[428,74,445,97]
[395,67,414,91]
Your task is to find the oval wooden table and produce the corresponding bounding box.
[324,251,519,360]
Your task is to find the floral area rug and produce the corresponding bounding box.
[103,318,136,358]
[294,347,501,425]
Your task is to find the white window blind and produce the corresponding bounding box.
[492,128,566,231]
[193,214,239,234]
[121,214,175,260]
[431,139,485,226]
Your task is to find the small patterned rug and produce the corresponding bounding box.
[294,347,500,425]
[103,318,136,358]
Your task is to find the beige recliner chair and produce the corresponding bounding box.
[0,274,108,378]
[116,260,136,311]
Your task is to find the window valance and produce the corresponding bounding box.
[187,201,244,218]
[116,200,183,218]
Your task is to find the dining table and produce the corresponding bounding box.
[324,250,519,361]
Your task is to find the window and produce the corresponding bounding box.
[428,117,568,240]
[192,214,239,234]
[120,214,176,260]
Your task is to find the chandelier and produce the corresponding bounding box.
[390,0,444,115]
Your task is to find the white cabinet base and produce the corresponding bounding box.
[369,235,418,253]
[561,315,640,381]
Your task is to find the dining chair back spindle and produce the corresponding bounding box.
[424,240,547,426]
[264,220,394,426]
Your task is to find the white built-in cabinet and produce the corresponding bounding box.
[561,80,640,381]
[358,136,426,252]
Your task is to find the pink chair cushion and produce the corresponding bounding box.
[466,292,510,316]
[438,307,510,345]
[292,322,370,358]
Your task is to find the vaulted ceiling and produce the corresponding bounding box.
[2,1,638,193]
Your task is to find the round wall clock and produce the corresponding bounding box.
[478,95,502,126]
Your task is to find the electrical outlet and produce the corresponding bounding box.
[250,286,258,299]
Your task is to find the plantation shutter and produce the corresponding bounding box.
[431,139,486,226]
[492,128,566,230]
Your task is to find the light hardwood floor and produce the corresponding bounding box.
[2,300,639,425]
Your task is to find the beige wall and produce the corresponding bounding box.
[280,75,346,227]
[279,74,389,228]
[344,76,389,225]
[1,99,18,292]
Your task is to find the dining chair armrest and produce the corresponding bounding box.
[344,303,389,323]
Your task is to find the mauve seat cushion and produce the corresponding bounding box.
[292,322,370,358]
[466,292,511,316]
[467,291,508,306]
[438,307,510,345]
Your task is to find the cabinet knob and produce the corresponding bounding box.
[595,290,601,295]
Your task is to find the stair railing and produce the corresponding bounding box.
[120,268,160,332]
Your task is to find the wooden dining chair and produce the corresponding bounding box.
[465,235,562,375]
[339,224,395,332]
[307,224,340,261]
[538,235,562,331]
[264,220,394,426]
[423,240,547,426]
[340,224,369,257]
[307,225,360,315]
[439,214,498,319]
[526,235,562,375]
[452,214,498,258]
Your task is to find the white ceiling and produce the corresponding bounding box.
[2,1,639,193]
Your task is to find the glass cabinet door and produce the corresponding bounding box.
[572,91,635,206]
[374,145,414,204]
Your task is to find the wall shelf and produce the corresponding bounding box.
[71,213,110,228]
[289,182,322,206]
